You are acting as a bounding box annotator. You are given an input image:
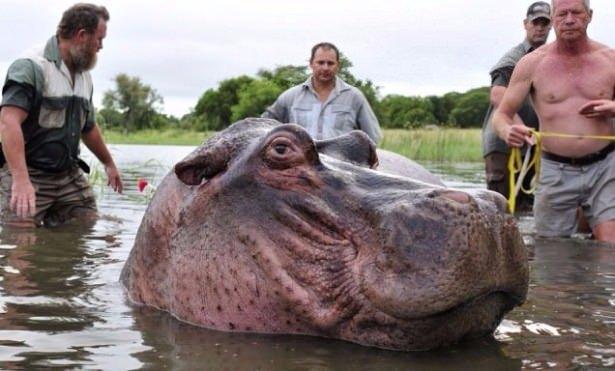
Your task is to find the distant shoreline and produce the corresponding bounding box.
[102,128,483,162]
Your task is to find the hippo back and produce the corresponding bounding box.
[376,149,444,186]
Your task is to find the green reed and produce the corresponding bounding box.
[103,128,483,162]
[102,129,212,146]
[380,129,482,162]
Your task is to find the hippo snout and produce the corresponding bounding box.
[360,188,527,321]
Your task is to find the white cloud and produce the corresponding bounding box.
[1,0,613,117]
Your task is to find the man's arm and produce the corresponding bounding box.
[490,86,526,126]
[578,99,615,118]
[356,94,382,144]
[0,106,35,219]
[492,57,535,148]
[261,94,289,122]
[489,85,506,106]
[81,124,123,193]
[579,50,615,119]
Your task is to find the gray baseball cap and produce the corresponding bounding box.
[527,1,551,21]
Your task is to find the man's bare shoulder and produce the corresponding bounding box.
[587,41,615,66]
[513,45,550,77]
[596,43,615,61]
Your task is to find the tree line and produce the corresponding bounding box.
[97,55,490,133]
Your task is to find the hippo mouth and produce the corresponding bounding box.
[425,290,522,320]
[348,290,523,351]
[369,288,523,324]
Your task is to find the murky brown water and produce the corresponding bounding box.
[0,145,613,370]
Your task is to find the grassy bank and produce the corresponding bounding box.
[380,129,482,162]
[103,128,483,162]
[102,129,213,146]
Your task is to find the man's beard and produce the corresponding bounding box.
[69,42,97,73]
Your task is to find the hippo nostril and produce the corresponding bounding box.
[439,190,471,204]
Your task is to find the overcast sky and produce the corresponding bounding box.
[1,0,613,117]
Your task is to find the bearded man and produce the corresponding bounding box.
[0,3,123,227]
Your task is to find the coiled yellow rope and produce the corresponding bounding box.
[507,130,615,213]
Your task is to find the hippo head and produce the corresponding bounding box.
[122,118,528,351]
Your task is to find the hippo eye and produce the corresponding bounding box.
[264,135,305,168]
[274,143,288,155]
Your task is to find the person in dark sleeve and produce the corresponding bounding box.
[0,3,123,227]
[481,1,551,211]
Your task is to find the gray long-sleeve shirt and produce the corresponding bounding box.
[262,76,382,143]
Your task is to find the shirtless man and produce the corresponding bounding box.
[493,0,615,242]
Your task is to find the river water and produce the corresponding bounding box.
[0,145,613,370]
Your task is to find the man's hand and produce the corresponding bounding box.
[0,105,33,220]
[105,164,123,194]
[504,123,533,148]
[81,124,123,194]
[10,177,36,219]
[579,100,615,118]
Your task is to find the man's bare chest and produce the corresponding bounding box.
[532,56,614,103]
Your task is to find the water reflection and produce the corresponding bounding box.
[0,224,99,331]
[499,238,615,369]
[0,145,613,370]
[131,305,521,371]
[0,200,142,369]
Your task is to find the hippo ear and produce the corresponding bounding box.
[174,154,227,186]
[315,131,378,169]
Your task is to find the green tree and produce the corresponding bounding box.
[380,95,436,128]
[231,80,283,122]
[448,88,490,128]
[427,92,463,125]
[189,52,386,131]
[188,55,494,132]
[149,113,179,129]
[101,73,164,132]
[96,107,123,129]
[257,65,308,91]
[193,75,254,130]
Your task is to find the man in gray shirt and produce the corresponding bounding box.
[262,42,382,144]
[482,1,551,210]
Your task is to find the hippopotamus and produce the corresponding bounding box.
[120,118,528,351]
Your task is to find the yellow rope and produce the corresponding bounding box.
[507,132,540,214]
[507,130,615,214]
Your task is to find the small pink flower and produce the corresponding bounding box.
[137,178,148,192]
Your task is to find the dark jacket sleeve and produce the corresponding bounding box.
[490,66,514,87]
[1,59,38,112]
